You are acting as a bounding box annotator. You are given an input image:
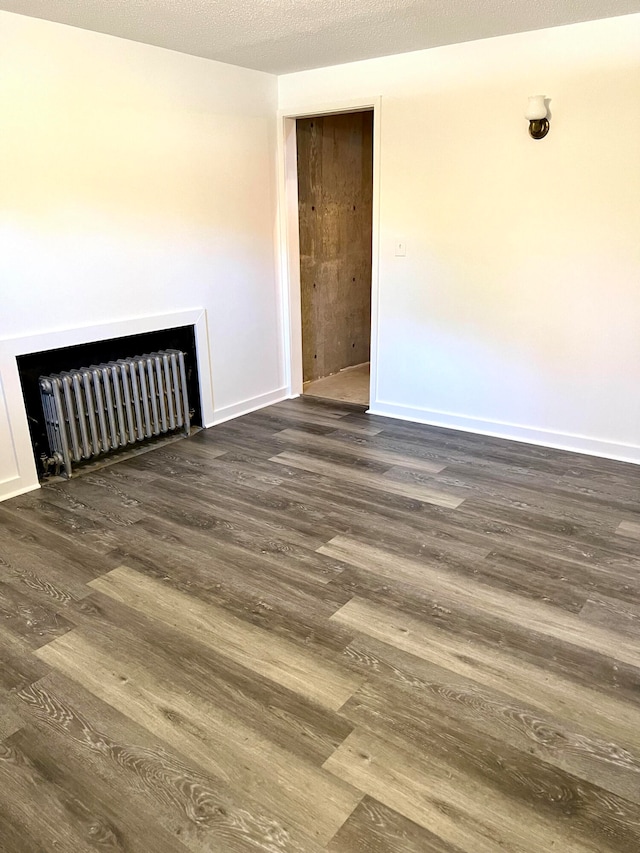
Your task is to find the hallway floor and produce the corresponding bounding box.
[304,362,370,405]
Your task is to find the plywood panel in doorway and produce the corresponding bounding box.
[297,111,373,383]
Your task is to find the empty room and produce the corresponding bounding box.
[1,2,640,851]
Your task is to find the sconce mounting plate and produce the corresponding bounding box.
[529,118,549,140]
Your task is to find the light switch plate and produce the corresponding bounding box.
[395,241,406,257]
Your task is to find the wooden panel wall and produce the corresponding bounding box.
[297,111,373,383]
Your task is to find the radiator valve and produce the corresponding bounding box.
[40,451,64,478]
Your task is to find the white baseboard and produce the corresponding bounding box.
[368,400,640,465]
[207,387,289,427]
[0,479,41,503]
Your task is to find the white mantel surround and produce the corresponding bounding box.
[0,309,216,501]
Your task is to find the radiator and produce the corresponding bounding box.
[39,349,191,479]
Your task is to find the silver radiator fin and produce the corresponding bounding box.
[39,349,190,478]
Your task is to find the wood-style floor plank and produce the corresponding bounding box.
[327,796,461,853]
[270,451,464,507]
[16,675,318,852]
[3,722,193,853]
[35,628,361,847]
[274,427,447,473]
[66,588,354,766]
[86,565,363,711]
[253,404,382,436]
[617,520,640,540]
[0,687,23,741]
[1,394,639,851]
[339,651,640,805]
[330,596,640,753]
[580,594,640,638]
[324,727,638,853]
[0,734,114,853]
[321,536,640,668]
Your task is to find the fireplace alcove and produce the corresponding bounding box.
[17,325,203,480]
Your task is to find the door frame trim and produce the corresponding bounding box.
[276,96,382,406]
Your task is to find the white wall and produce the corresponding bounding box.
[279,15,640,462]
[0,11,284,500]
[2,13,639,503]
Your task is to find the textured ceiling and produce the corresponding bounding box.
[2,0,640,74]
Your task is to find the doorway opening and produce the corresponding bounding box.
[295,110,373,406]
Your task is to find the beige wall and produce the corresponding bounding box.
[0,11,283,498]
[280,15,640,461]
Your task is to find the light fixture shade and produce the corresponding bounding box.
[525,95,547,121]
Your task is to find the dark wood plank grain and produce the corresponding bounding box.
[328,796,468,853]
[16,676,319,852]
[1,395,639,851]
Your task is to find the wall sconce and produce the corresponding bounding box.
[525,95,549,140]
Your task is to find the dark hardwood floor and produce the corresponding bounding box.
[1,395,639,851]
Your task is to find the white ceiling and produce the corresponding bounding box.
[2,0,639,75]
